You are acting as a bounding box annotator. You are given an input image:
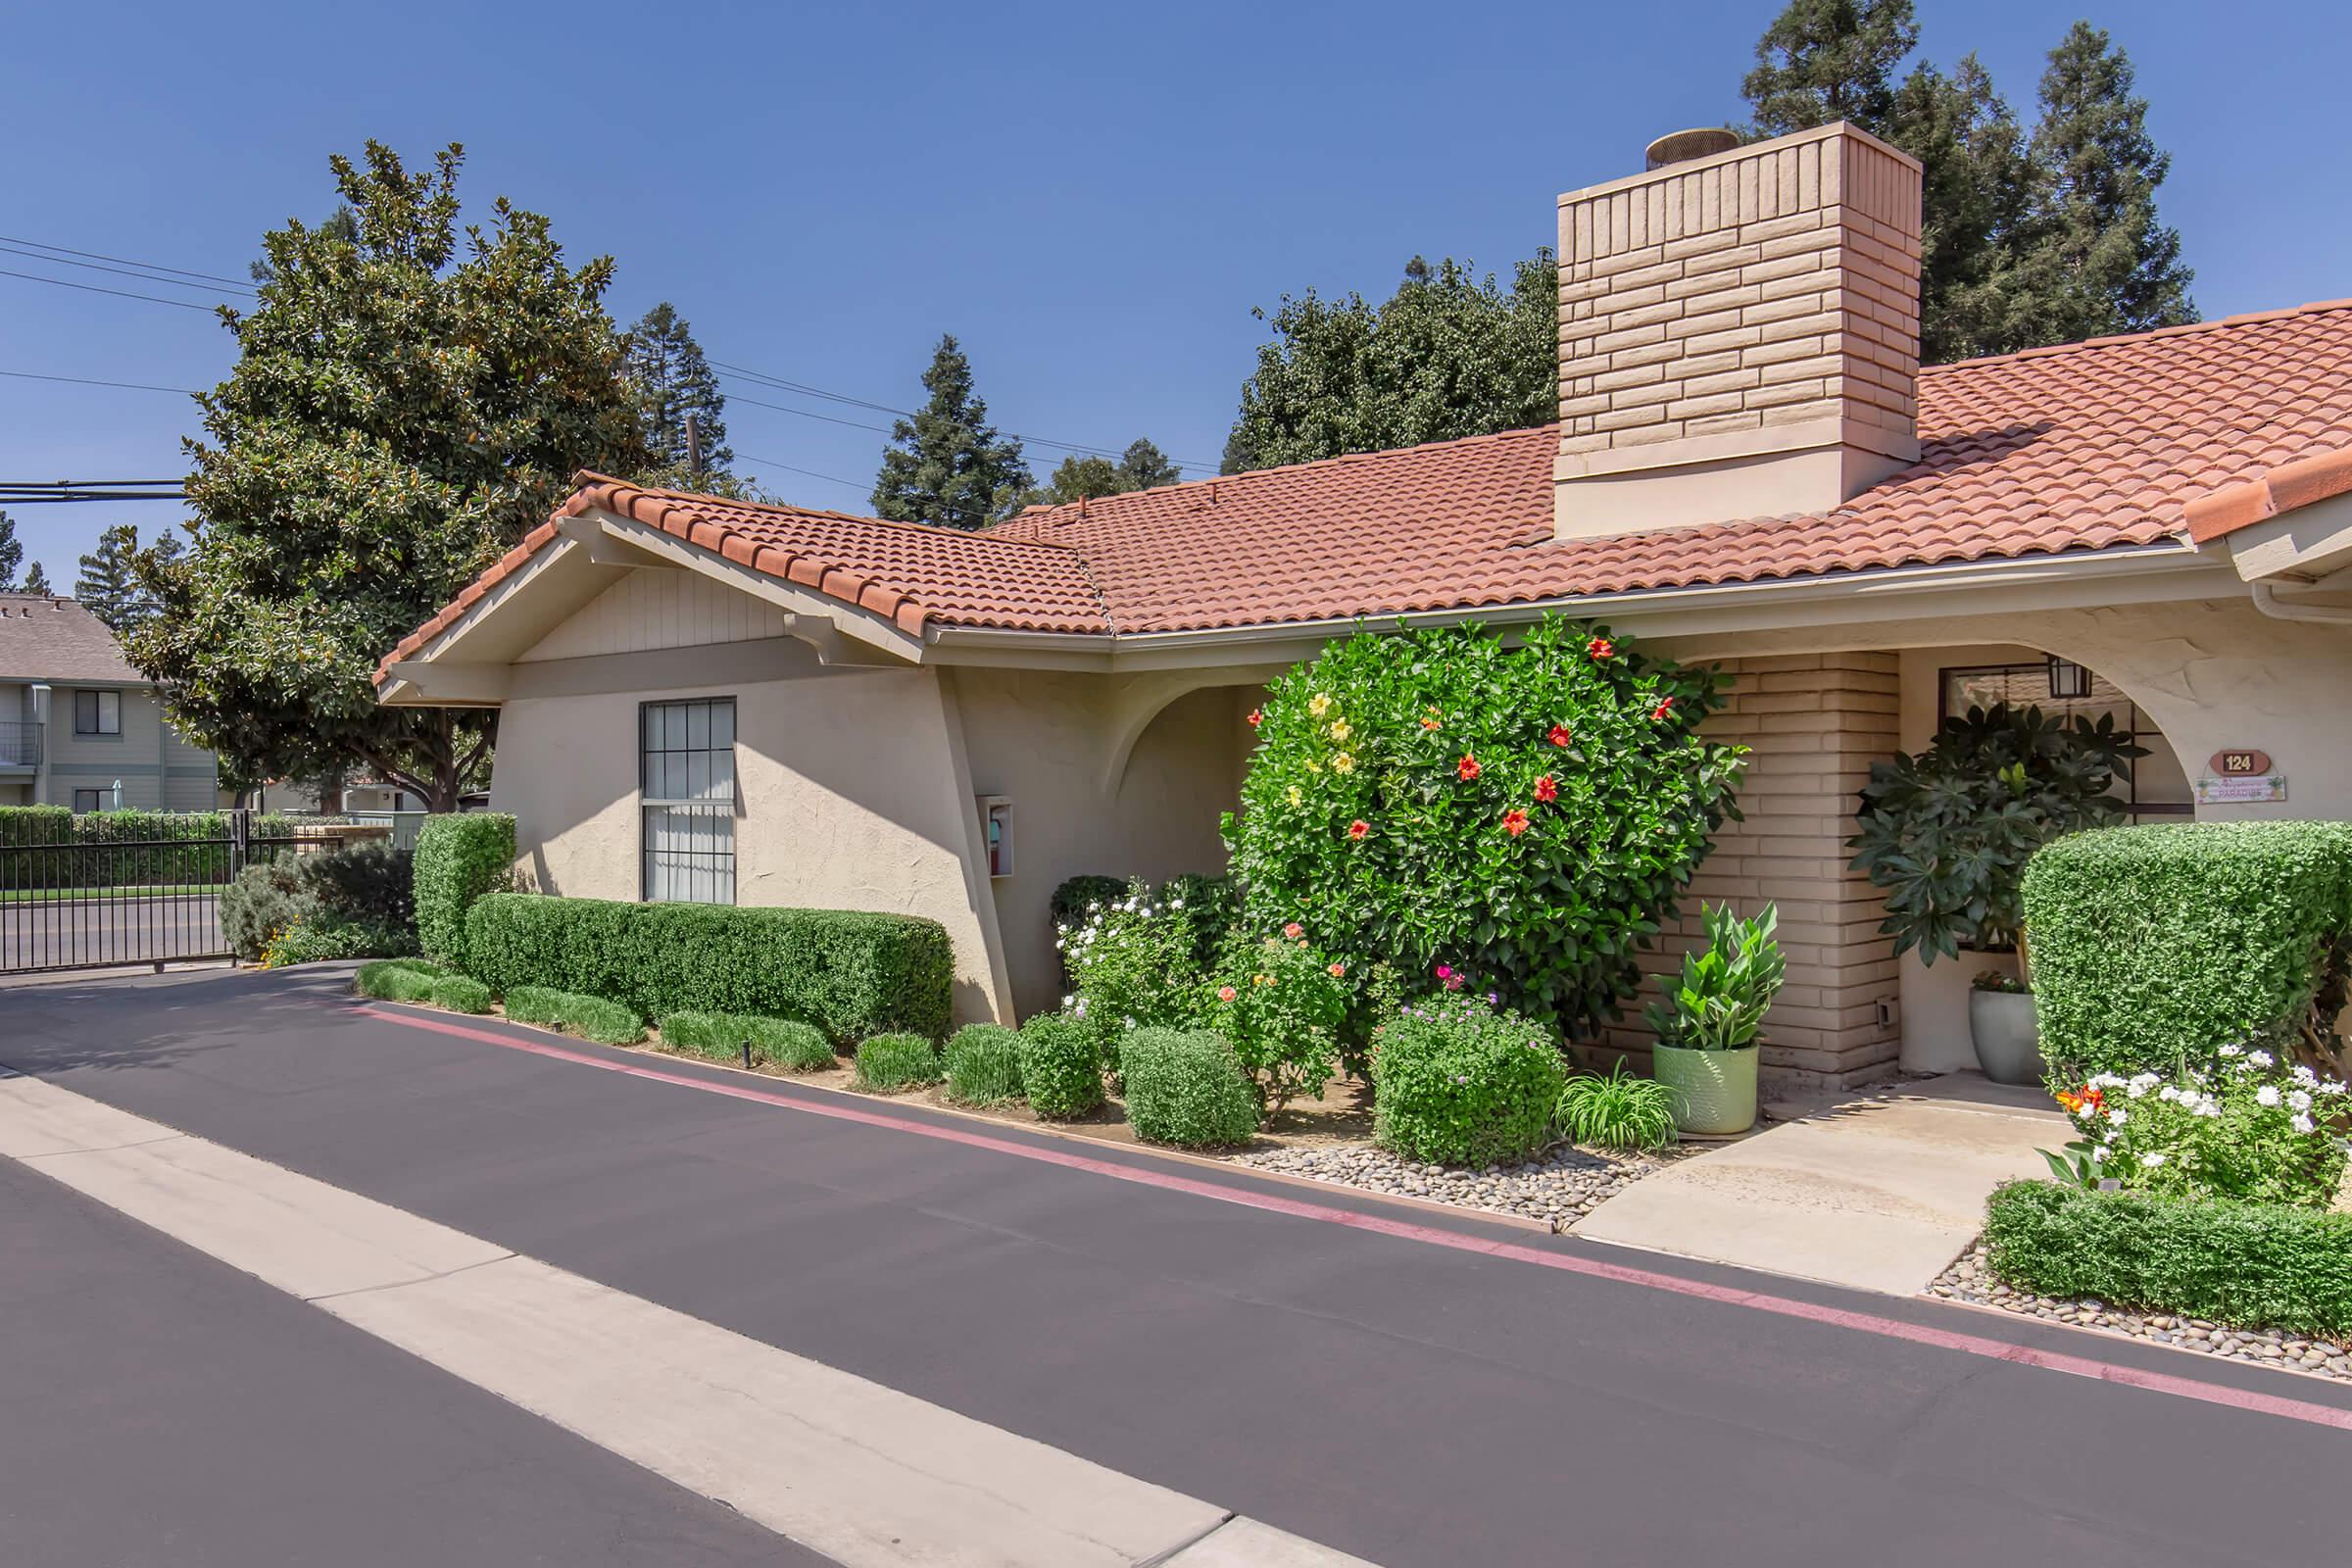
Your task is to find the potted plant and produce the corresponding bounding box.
[1644,903,1785,1135]
[1847,703,2138,1082]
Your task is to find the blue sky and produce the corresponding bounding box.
[2,0,2342,581]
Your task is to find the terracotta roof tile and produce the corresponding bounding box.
[381,299,2352,678]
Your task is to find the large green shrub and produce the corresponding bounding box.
[2023,822,2352,1076]
[1372,995,1565,1166]
[1984,1179,2352,1337]
[1120,1028,1259,1148]
[1849,703,2140,962]
[502,985,645,1046]
[1204,930,1350,1111]
[0,807,306,888]
[413,812,514,968]
[220,842,418,960]
[463,894,954,1043]
[219,857,309,959]
[1018,1012,1104,1118]
[1224,615,1743,1032]
[660,1011,836,1071]
[856,1031,941,1092]
[944,1023,1025,1104]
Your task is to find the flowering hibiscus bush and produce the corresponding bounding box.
[1224,615,1744,1033]
[2049,1048,2351,1208]
[1203,931,1353,1113]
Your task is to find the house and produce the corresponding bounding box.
[0,592,229,812]
[374,121,2352,1091]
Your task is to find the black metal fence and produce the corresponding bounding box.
[0,811,343,975]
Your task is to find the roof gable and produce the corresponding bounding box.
[0,595,143,683]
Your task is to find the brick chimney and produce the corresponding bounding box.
[1554,122,1922,539]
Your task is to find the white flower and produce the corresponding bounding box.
[2256,1085,2282,1107]
[2249,1050,2276,1068]
[2322,1079,2350,1097]
[2090,1072,2126,1089]
[2107,1107,2128,1125]
[2195,1098,2222,1118]
[2218,1044,2242,1057]
[2293,1064,2318,1085]
[2288,1089,2313,1112]
[2139,1152,2166,1167]
[1170,899,1184,909]
[2128,1072,2160,1099]
[2157,1086,2180,1102]
[1061,994,1075,1007]
[2292,1113,2317,1135]
[2089,1146,2106,1162]
[1072,999,1088,1017]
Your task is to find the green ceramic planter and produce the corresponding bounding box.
[1653,1042,1759,1136]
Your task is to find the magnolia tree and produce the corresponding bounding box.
[1223,616,1747,1034]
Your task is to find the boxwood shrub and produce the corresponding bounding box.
[355,960,492,1013]
[2022,822,2352,1073]
[944,1023,1025,1104]
[1018,1012,1103,1118]
[462,894,953,1043]
[1121,1027,1259,1148]
[413,813,514,968]
[503,985,645,1046]
[1371,995,1565,1166]
[856,1031,941,1092]
[1984,1179,2352,1337]
[661,1011,837,1071]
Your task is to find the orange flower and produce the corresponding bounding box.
[1283,921,1303,940]
[1546,724,1571,748]
[1420,716,1442,730]
[1247,708,1263,728]
[1534,774,1558,804]
[1456,754,1481,781]
[1501,808,1531,837]
[1348,819,1369,841]
[1587,637,1615,661]
[1328,961,1347,978]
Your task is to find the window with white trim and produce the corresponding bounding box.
[74,689,121,736]
[641,698,736,904]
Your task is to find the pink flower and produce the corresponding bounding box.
[1283,921,1303,940]
[1328,961,1347,978]
[1217,985,1238,1003]
[1435,964,1453,980]
[1444,972,1465,992]
[1247,708,1263,728]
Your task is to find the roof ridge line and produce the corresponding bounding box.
[574,471,1084,556]
[1921,298,2352,376]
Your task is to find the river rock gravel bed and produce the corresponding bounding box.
[1932,1243,2352,1382]
[1233,1141,1669,1229]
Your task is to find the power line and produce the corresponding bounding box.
[733,450,1004,529]
[0,368,203,395]
[0,241,255,297]
[0,266,223,313]
[0,479,187,504]
[0,232,254,290]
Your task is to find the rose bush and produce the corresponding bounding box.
[2049,1049,2350,1208]
[1203,931,1352,1113]
[1224,615,1744,1032]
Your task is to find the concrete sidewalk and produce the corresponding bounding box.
[1574,1076,2067,1296]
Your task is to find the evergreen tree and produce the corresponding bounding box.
[1742,0,1918,136]
[2013,22,2195,343]
[20,561,50,596]
[1889,55,2034,361]
[1036,438,1185,505]
[0,511,22,590]
[870,335,1033,529]
[1115,438,1181,492]
[625,301,734,483]
[75,524,150,629]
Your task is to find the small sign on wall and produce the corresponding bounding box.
[2209,749,2272,776]
[2194,774,2286,805]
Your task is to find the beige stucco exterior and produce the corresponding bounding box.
[1,676,223,810]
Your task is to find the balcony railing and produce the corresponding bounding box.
[0,720,39,768]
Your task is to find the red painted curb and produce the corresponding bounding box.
[357,1004,2352,1435]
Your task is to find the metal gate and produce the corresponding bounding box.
[0,811,338,976]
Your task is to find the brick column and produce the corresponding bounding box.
[1593,653,1902,1092]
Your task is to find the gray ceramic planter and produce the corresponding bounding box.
[1968,988,2044,1085]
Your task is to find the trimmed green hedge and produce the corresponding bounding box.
[856,1031,941,1091]
[1121,1027,1258,1148]
[944,1023,1024,1104]
[1984,1179,2352,1338]
[661,1011,837,1071]
[0,807,308,888]
[1371,997,1565,1167]
[463,894,953,1043]
[1018,1013,1103,1118]
[353,959,491,1013]
[503,986,645,1046]
[413,813,514,968]
[2022,822,2352,1072]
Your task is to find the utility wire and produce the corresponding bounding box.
[0,368,203,395]
[0,266,223,312]
[0,241,254,297]
[0,232,254,290]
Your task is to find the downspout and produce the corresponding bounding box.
[2250,582,2352,625]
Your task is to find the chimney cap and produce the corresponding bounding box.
[1643,127,1741,171]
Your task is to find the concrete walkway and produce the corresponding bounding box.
[1575,1076,2068,1295]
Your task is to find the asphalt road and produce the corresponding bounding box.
[0,1142,820,1566]
[0,892,222,972]
[4,966,2349,1567]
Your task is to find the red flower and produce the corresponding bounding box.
[1501,808,1531,837]
[1650,696,1676,721]
[1328,961,1347,978]
[1546,724,1572,748]
[1534,775,1558,804]
[1587,637,1615,661]
[1247,709,1263,728]
[1348,819,1370,841]
[1456,754,1482,781]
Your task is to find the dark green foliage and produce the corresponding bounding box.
[944,1023,1025,1104]
[462,893,954,1043]
[1051,875,1129,930]
[1120,1028,1259,1148]
[1742,0,1917,132]
[1372,997,1565,1167]
[1224,254,1557,471]
[426,973,495,1013]
[1556,1062,1679,1152]
[124,140,650,808]
[1984,1180,2352,1338]
[413,813,514,968]
[660,1011,837,1071]
[0,511,20,589]
[302,840,416,929]
[502,985,645,1046]
[1847,703,2139,963]
[625,301,734,481]
[265,917,416,965]
[1017,1013,1105,1119]
[354,958,488,1012]
[221,841,415,961]
[856,1032,942,1092]
[220,857,308,959]
[1036,439,1183,504]
[1225,616,1743,1033]
[0,808,306,890]
[2022,823,2352,1077]
[869,334,1032,529]
[74,523,162,632]
[17,562,46,595]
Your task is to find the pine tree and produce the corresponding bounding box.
[0,511,22,590]
[1889,55,2034,361]
[1115,438,1181,492]
[1037,438,1185,505]
[2013,23,2195,343]
[1742,0,1918,136]
[870,335,1033,529]
[20,562,50,596]
[625,302,734,482]
[75,524,149,629]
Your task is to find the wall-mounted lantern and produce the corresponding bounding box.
[2046,657,2093,702]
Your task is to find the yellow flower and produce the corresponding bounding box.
[1329,718,1351,742]
[1304,757,1322,774]
[1285,785,1303,808]
[1332,752,1355,774]
[1308,694,1332,717]
[1253,973,1273,987]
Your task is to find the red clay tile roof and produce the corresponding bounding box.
[2180,444,2352,543]
[382,298,2352,675]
